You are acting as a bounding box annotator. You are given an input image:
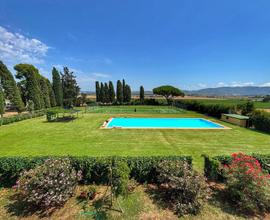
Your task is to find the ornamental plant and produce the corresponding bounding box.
[224,152,270,214]
[15,158,82,210]
[156,160,209,216]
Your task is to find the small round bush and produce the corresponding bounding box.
[15,158,82,210]
[157,160,209,216]
[224,153,270,214]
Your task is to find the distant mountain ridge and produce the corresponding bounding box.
[186,86,270,96]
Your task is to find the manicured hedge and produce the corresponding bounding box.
[0,156,192,187]
[250,110,270,133]
[174,100,232,118]
[203,154,270,181]
[0,110,45,126]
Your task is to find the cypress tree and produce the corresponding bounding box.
[108,81,115,103]
[39,76,51,108]
[14,64,44,110]
[100,82,105,103]
[61,67,80,108]
[0,61,24,112]
[0,86,4,119]
[104,83,109,103]
[46,79,56,107]
[52,67,63,106]
[122,79,126,102]
[116,80,123,103]
[125,85,131,103]
[140,86,144,103]
[95,81,100,102]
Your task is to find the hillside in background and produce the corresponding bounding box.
[185,86,270,97]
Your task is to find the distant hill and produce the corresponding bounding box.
[185,86,270,97]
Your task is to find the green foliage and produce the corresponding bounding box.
[100,82,105,103]
[26,100,35,113]
[250,110,270,133]
[156,160,208,216]
[108,81,115,103]
[224,153,270,214]
[112,159,130,197]
[263,95,270,102]
[0,110,45,128]
[116,80,123,103]
[175,100,232,118]
[46,79,56,107]
[62,67,80,108]
[0,156,192,187]
[139,86,144,103]
[104,82,109,103]
[0,61,25,112]
[52,67,63,106]
[95,81,100,102]
[39,76,51,108]
[124,84,131,103]
[15,64,44,110]
[237,101,255,116]
[15,158,81,210]
[0,87,4,117]
[153,85,184,104]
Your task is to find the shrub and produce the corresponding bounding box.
[156,160,209,216]
[250,110,270,133]
[112,159,130,197]
[14,158,81,210]
[224,153,270,214]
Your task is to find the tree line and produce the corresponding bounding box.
[0,60,80,117]
[96,79,135,104]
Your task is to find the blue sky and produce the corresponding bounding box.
[0,0,270,91]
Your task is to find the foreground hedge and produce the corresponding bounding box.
[250,110,270,133]
[0,110,45,126]
[0,156,192,187]
[203,154,270,181]
[174,100,232,118]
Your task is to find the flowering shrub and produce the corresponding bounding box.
[15,158,82,210]
[224,153,270,214]
[157,161,209,216]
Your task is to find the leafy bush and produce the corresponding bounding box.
[250,110,270,133]
[224,153,270,214]
[156,160,209,216]
[112,159,130,197]
[0,156,192,187]
[14,158,81,210]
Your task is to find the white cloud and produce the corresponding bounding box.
[230,81,255,87]
[0,26,49,64]
[92,72,110,78]
[260,82,270,87]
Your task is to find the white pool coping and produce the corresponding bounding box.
[101,117,231,130]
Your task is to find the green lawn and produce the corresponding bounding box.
[0,105,270,169]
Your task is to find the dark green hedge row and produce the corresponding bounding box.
[0,156,192,187]
[0,110,45,126]
[174,100,232,118]
[203,154,270,181]
[250,110,270,133]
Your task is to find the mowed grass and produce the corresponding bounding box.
[0,105,270,169]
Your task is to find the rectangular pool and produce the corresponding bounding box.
[105,118,225,129]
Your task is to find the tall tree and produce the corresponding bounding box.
[46,79,56,107]
[104,83,109,103]
[39,76,51,108]
[14,64,44,110]
[108,81,115,103]
[0,61,24,112]
[124,85,131,103]
[122,79,126,102]
[95,81,100,102]
[153,85,184,104]
[52,67,63,106]
[0,86,4,119]
[100,82,105,103]
[116,80,123,103]
[140,86,144,103]
[61,67,80,108]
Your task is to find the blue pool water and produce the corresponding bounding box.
[106,118,224,129]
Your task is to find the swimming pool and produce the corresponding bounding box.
[105,118,225,129]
